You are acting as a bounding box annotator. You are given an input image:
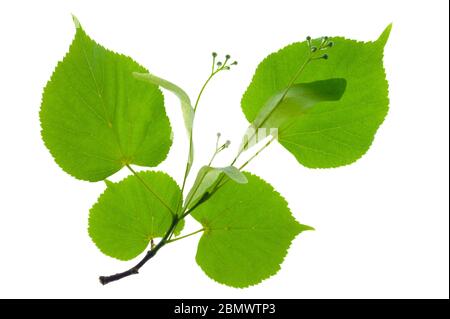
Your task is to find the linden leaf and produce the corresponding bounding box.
[40,17,172,181]
[242,25,392,168]
[192,173,312,288]
[89,171,184,261]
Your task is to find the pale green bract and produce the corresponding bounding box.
[133,72,195,175]
[252,79,347,130]
[240,78,347,150]
[241,25,391,168]
[219,166,248,184]
[192,173,312,288]
[185,165,248,210]
[40,17,172,181]
[89,171,184,261]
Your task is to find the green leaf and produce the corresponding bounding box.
[192,173,312,288]
[40,17,172,182]
[89,171,183,261]
[241,25,392,168]
[184,165,247,210]
[133,72,195,174]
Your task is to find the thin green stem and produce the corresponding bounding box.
[208,150,218,166]
[194,75,214,113]
[126,164,176,216]
[178,66,225,206]
[212,55,216,73]
[239,136,275,170]
[167,228,205,244]
[210,136,276,197]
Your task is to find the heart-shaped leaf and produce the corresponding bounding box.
[192,173,312,287]
[241,25,391,168]
[40,17,172,181]
[89,171,183,261]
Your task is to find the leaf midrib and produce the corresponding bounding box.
[78,31,127,162]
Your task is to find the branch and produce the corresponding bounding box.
[99,178,212,284]
[99,216,179,285]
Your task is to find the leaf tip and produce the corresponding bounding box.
[104,179,114,187]
[377,23,393,46]
[299,223,315,232]
[71,14,81,29]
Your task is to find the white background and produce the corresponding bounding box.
[0,0,448,299]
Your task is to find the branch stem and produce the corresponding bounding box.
[239,136,275,170]
[99,216,179,285]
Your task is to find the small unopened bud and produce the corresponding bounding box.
[311,46,317,52]
[212,52,217,57]
[322,54,329,60]
[217,132,221,138]
[224,140,231,147]
[225,54,231,59]
[306,36,311,41]
[224,66,230,70]
[217,61,222,66]
[231,61,238,65]
[328,42,334,47]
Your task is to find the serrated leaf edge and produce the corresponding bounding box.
[194,172,312,288]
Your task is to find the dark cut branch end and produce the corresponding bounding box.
[98,217,178,285]
[99,268,139,285]
[99,276,109,285]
